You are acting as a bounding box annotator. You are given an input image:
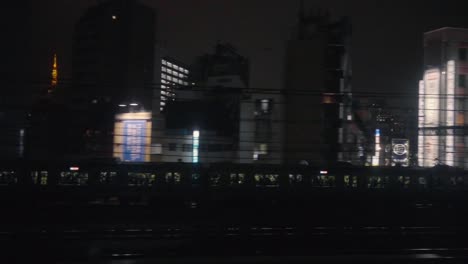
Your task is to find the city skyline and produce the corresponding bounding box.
[29,0,468,106]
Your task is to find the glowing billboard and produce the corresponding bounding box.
[391,138,409,167]
[122,120,147,162]
[113,112,152,162]
[445,60,456,166]
[423,69,440,127]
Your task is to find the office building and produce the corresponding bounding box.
[283,5,354,165]
[67,0,156,160]
[418,27,468,168]
[159,57,190,111]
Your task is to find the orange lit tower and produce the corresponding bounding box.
[49,53,58,93]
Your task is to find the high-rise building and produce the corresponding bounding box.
[159,57,190,111]
[67,0,156,160]
[418,27,468,168]
[283,5,353,165]
[71,0,156,108]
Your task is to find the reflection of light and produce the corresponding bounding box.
[70,166,79,171]
[129,103,138,106]
[118,104,127,107]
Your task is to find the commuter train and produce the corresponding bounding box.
[0,160,467,194]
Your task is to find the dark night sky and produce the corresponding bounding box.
[27,0,468,109]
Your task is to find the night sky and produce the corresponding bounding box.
[25,0,468,109]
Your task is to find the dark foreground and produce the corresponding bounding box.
[2,190,468,263]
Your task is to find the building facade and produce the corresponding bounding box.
[418,27,468,168]
[67,0,156,160]
[283,6,354,166]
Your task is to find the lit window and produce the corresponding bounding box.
[167,69,172,74]
[183,81,188,86]
[167,62,173,67]
[162,67,167,72]
[162,60,167,65]
[161,73,167,79]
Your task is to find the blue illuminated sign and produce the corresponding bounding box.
[123,120,146,162]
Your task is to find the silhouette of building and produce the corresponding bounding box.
[283,4,354,165]
[65,0,157,160]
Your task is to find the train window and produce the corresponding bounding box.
[418,176,427,188]
[367,176,388,189]
[99,171,116,184]
[255,174,279,187]
[289,174,303,184]
[397,176,411,189]
[450,176,464,186]
[128,173,156,186]
[31,171,48,185]
[0,171,17,185]
[165,172,181,184]
[210,173,221,187]
[312,175,335,187]
[344,175,357,188]
[230,173,245,185]
[59,171,88,186]
[191,173,201,186]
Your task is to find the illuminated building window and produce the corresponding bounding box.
[459,48,467,61]
[183,81,188,86]
[255,99,271,115]
[167,69,172,74]
[460,74,466,88]
[253,143,268,160]
[162,60,167,65]
[161,73,167,79]
[456,112,464,125]
[162,67,167,72]
[167,62,173,68]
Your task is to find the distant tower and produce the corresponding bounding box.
[49,53,58,93]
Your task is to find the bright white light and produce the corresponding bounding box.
[112,15,117,20]
[129,103,138,106]
[118,104,127,107]
[320,170,328,174]
[70,166,80,171]
[193,130,200,163]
